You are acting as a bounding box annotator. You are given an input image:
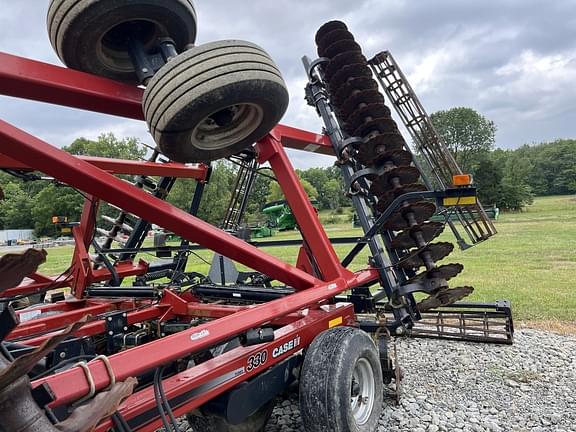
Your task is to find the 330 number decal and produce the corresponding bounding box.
[247,350,268,372]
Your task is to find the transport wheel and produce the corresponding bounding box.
[142,40,289,162]
[186,400,275,432]
[47,0,197,82]
[299,327,383,432]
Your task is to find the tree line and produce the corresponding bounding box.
[0,133,349,235]
[430,107,575,211]
[0,108,573,236]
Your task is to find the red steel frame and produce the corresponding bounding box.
[0,51,380,430]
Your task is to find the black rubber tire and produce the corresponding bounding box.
[47,0,197,83]
[186,400,275,432]
[299,327,383,432]
[142,40,289,163]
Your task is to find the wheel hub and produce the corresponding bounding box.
[192,104,264,151]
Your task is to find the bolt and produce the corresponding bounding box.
[107,317,112,322]
[123,326,128,331]
[395,327,405,336]
[108,331,114,336]
[59,352,66,359]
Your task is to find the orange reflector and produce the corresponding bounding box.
[453,174,473,186]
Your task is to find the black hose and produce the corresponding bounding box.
[158,366,181,431]
[112,411,133,432]
[153,368,173,431]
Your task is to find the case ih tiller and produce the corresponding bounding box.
[0,2,513,432]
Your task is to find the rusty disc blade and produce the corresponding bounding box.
[375,183,429,212]
[398,242,454,270]
[325,51,367,82]
[369,166,421,195]
[344,104,392,134]
[385,165,421,185]
[323,39,362,58]
[358,147,412,168]
[406,263,464,284]
[315,21,348,45]
[357,133,407,164]
[391,222,445,249]
[333,76,378,106]
[327,63,372,89]
[417,286,474,312]
[317,29,355,55]
[353,117,399,138]
[383,201,436,230]
[340,89,384,118]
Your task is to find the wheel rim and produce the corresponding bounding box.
[350,357,375,425]
[98,19,164,73]
[191,104,264,151]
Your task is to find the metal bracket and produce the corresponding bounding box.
[104,311,128,353]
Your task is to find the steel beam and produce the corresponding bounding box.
[0,153,209,179]
[257,134,352,282]
[0,119,319,290]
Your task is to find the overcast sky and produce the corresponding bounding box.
[0,0,574,168]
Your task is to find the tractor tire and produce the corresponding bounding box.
[142,40,289,162]
[186,400,275,432]
[47,0,197,83]
[299,327,383,432]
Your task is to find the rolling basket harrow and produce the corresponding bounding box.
[0,4,513,432]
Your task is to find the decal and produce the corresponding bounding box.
[247,350,268,372]
[272,335,301,358]
[190,329,210,341]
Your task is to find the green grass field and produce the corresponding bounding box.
[12,195,575,322]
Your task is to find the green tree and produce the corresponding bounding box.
[31,184,84,236]
[516,140,576,196]
[197,162,236,225]
[474,149,533,211]
[245,173,272,220]
[267,178,318,202]
[167,162,236,226]
[167,178,197,212]
[323,179,342,210]
[471,156,503,206]
[299,166,346,210]
[64,133,147,160]
[0,183,34,229]
[430,107,497,172]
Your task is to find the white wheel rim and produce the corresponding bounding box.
[350,357,375,425]
[191,103,264,150]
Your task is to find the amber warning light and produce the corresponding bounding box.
[452,174,473,187]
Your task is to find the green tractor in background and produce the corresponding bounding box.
[252,200,318,238]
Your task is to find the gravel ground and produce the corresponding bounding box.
[175,329,575,432]
[264,329,576,432]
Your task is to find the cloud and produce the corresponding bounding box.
[0,0,574,168]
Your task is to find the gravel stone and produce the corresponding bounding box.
[173,329,576,432]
